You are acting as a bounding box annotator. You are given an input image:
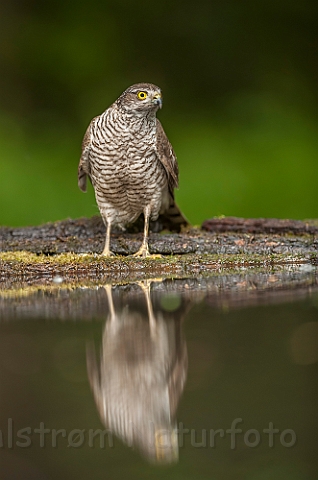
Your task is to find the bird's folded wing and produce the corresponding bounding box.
[156,119,179,196]
[78,118,97,192]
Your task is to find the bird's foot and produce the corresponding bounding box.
[133,252,162,259]
[101,248,115,257]
[133,244,150,258]
[133,244,162,258]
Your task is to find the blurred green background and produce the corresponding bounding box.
[0,0,317,227]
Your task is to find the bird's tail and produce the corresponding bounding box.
[160,200,189,232]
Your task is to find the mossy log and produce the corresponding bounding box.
[0,216,317,288]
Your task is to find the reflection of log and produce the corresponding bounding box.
[0,216,317,287]
[1,274,318,322]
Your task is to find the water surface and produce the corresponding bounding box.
[1,268,318,479]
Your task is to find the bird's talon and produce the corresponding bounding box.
[133,248,149,258]
[133,249,162,259]
[101,250,115,257]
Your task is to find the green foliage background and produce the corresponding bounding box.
[0,0,317,226]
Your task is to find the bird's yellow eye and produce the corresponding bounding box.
[137,91,148,100]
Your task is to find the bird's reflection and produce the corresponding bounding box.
[86,282,188,464]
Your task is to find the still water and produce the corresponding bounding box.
[1,268,318,479]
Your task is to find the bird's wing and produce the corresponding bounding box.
[78,117,98,192]
[156,119,179,196]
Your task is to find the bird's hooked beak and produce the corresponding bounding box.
[152,93,162,109]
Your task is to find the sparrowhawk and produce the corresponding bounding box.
[78,83,187,257]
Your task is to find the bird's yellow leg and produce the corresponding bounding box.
[101,221,114,256]
[133,206,161,258]
[133,206,150,257]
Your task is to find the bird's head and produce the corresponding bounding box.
[116,83,162,115]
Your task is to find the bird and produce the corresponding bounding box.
[78,83,187,257]
[86,282,188,463]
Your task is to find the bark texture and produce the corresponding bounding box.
[1,216,318,256]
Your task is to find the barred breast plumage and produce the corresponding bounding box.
[78,83,187,257]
